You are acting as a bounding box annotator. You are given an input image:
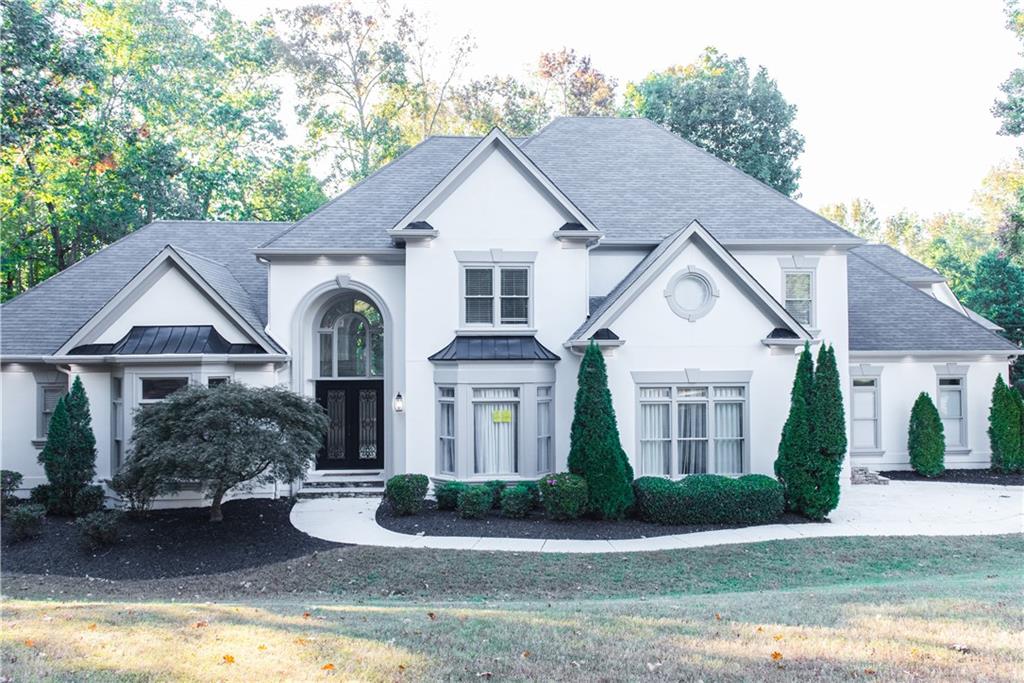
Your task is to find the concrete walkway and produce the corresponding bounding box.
[290,481,1024,554]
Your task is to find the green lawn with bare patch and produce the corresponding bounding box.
[2,535,1022,681]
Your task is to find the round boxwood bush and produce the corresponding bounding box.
[632,474,785,525]
[484,480,505,509]
[5,504,45,542]
[519,480,542,510]
[434,481,466,511]
[457,485,493,519]
[500,485,533,518]
[76,511,122,548]
[385,474,429,515]
[72,484,106,515]
[539,473,589,520]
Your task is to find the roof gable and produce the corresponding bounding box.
[571,219,814,342]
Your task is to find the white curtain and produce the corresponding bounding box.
[714,402,744,473]
[537,401,552,471]
[639,403,670,474]
[678,402,708,474]
[474,389,518,473]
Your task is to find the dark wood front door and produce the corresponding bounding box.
[315,380,385,470]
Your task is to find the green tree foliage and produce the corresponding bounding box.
[908,392,945,477]
[956,252,1024,385]
[809,345,846,516]
[623,47,805,197]
[819,199,882,242]
[129,382,327,522]
[994,1,1024,145]
[989,375,1024,472]
[37,376,97,514]
[450,76,551,136]
[567,342,634,520]
[537,48,617,116]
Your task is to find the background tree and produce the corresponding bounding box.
[567,342,634,520]
[819,199,883,242]
[988,375,1024,472]
[536,48,617,117]
[36,376,97,514]
[130,382,328,522]
[450,76,551,136]
[908,392,945,477]
[994,0,1024,147]
[774,343,816,516]
[624,47,805,196]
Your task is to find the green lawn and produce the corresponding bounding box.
[2,535,1022,681]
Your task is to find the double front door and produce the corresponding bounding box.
[314,380,384,470]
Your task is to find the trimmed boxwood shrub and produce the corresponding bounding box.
[76,511,121,548]
[500,485,533,519]
[539,473,589,520]
[519,480,541,510]
[6,504,45,541]
[632,474,785,525]
[73,484,106,515]
[1,469,22,513]
[434,481,466,511]
[908,392,945,477]
[484,480,505,509]
[385,474,429,515]
[457,485,493,519]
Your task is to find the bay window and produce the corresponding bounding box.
[473,388,519,474]
[537,386,553,473]
[637,384,748,476]
[438,386,456,474]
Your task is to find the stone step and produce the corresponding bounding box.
[301,479,384,489]
[296,487,385,499]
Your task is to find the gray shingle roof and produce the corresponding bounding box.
[850,244,945,283]
[0,221,287,356]
[848,252,1018,352]
[261,118,860,250]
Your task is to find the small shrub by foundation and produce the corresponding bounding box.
[385,474,429,515]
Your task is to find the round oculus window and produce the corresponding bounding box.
[665,268,718,320]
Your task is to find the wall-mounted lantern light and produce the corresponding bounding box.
[393,392,404,413]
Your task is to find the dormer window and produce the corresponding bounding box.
[462,265,532,327]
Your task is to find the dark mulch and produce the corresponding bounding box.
[376,500,814,540]
[1,498,341,580]
[880,468,1024,486]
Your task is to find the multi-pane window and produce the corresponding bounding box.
[317,294,384,378]
[464,266,530,326]
[112,377,124,468]
[473,387,520,474]
[208,377,228,388]
[784,271,814,326]
[638,385,747,476]
[851,378,880,451]
[438,387,456,474]
[537,386,553,473]
[938,377,966,448]
[38,383,67,438]
[140,377,188,403]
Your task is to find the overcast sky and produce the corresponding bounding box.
[224,0,1021,221]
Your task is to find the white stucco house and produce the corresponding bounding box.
[1,117,1019,502]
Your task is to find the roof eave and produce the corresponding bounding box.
[1,353,291,364]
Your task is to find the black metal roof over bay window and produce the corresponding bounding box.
[428,336,560,362]
[69,326,264,355]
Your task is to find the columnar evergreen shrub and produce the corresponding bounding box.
[456,485,492,519]
[539,473,589,520]
[908,392,945,477]
[434,481,466,511]
[567,342,633,519]
[385,474,429,515]
[989,375,1024,473]
[632,475,784,525]
[6,504,45,541]
[36,376,97,515]
[807,344,846,518]
[774,343,815,515]
[499,485,533,518]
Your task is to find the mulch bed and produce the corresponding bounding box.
[376,500,814,540]
[880,468,1024,486]
[1,498,340,580]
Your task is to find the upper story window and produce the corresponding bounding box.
[463,265,532,327]
[783,270,814,326]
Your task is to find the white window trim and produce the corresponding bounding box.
[635,381,750,477]
[536,386,554,474]
[934,366,970,454]
[782,269,815,328]
[459,263,534,329]
[35,381,68,442]
[315,309,382,379]
[850,377,882,454]
[437,386,457,475]
[663,266,720,321]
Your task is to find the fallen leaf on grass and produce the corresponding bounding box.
[521,650,530,658]
[303,612,311,619]
[257,645,267,651]
[756,626,764,633]
[222,655,235,665]
[87,624,97,631]
[194,621,208,628]
[715,613,722,621]
[23,640,34,649]
[295,638,308,646]
[864,668,876,675]
[773,634,783,641]
[427,612,437,621]
[321,663,335,670]
[771,652,783,662]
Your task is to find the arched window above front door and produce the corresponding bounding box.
[316,294,383,377]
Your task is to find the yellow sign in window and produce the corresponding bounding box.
[491,408,512,423]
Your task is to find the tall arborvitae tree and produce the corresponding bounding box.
[989,375,1024,473]
[806,344,847,518]
[567,341,634,519]
[775,343,816,515]
[37,376,96,513]
[908,392,945,477]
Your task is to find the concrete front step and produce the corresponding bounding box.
[301,479,384,489]
[296,486,385,499]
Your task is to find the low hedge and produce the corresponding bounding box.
[457,485,493,519]
[500,485,533,518]
[539,473,589,520]
[434,481,466,511]
[385,474,429,515]
[633,474,784,525]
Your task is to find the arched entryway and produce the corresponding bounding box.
[312,291,385,470]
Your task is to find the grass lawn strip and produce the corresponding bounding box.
[2,570,1021,681]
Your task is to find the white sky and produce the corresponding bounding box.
[225,0,1021,220]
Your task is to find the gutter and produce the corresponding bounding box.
[2,354,291,365]
[849,350,1024,360]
